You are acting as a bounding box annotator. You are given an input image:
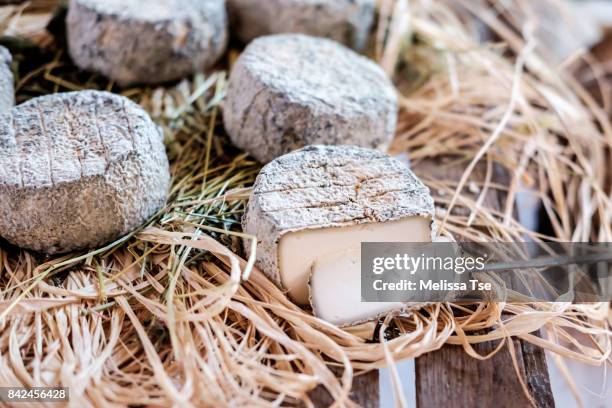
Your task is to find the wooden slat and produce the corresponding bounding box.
[520,340,555,408]
[415,335,554,408]
[308,369,379,408]
[414,159,554,407]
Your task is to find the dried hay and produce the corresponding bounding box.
[0,0,610,406]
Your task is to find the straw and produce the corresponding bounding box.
[0,0,610,406]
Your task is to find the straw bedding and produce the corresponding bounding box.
[0,0,610,406]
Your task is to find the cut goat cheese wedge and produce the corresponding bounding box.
[310,248,408,327]
[281,218,431,305]
[242,145,435,306]
[0,46,14,114]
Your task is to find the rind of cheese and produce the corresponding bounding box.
[67,0,228,87]
[226,0,375,50]
[310,248,417,327]
[223,34,398,163]
[0,90,170,254]
[242,145,435,304]
[0,46,14,114]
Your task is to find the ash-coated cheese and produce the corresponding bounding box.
[227,0,376,50]
[242,145,435,305]
[67,0,228,87]
[0,90,170,254]
[223,34,398,163]
[0,46,14,114]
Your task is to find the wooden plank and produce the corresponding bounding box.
[416,339,526,408]
[308,369,379,408]
[521,340,555,408]
[415,335,554,408]
[414,159,554,407]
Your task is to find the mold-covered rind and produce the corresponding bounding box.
[223,34,398,163]
[226,0,376,50]
[0,46,14,114]
[0,90,170,254]
[67,0,228,86]
[242,145,435,290]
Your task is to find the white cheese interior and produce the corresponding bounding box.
[278,216,431,305]
[310,247,406,326]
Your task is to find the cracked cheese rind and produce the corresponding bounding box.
[242,145,435,305]
[223,34,398,163]
[0,47,14,114]
[0,90,170,254]
[227,0,375,50]
[67,0,228,87]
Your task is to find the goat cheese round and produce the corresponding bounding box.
[0,90,171,254]
[223,34,398,163]
[226,0,376,50]
[0,46,14,114]
[67,0,228,87]
[242,145,435,305]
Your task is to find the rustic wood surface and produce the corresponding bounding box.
[307,329,553,407]
[415,336,554,408]
[521,339,556,407]
[308,369,379,408]
[412,161,554,408]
